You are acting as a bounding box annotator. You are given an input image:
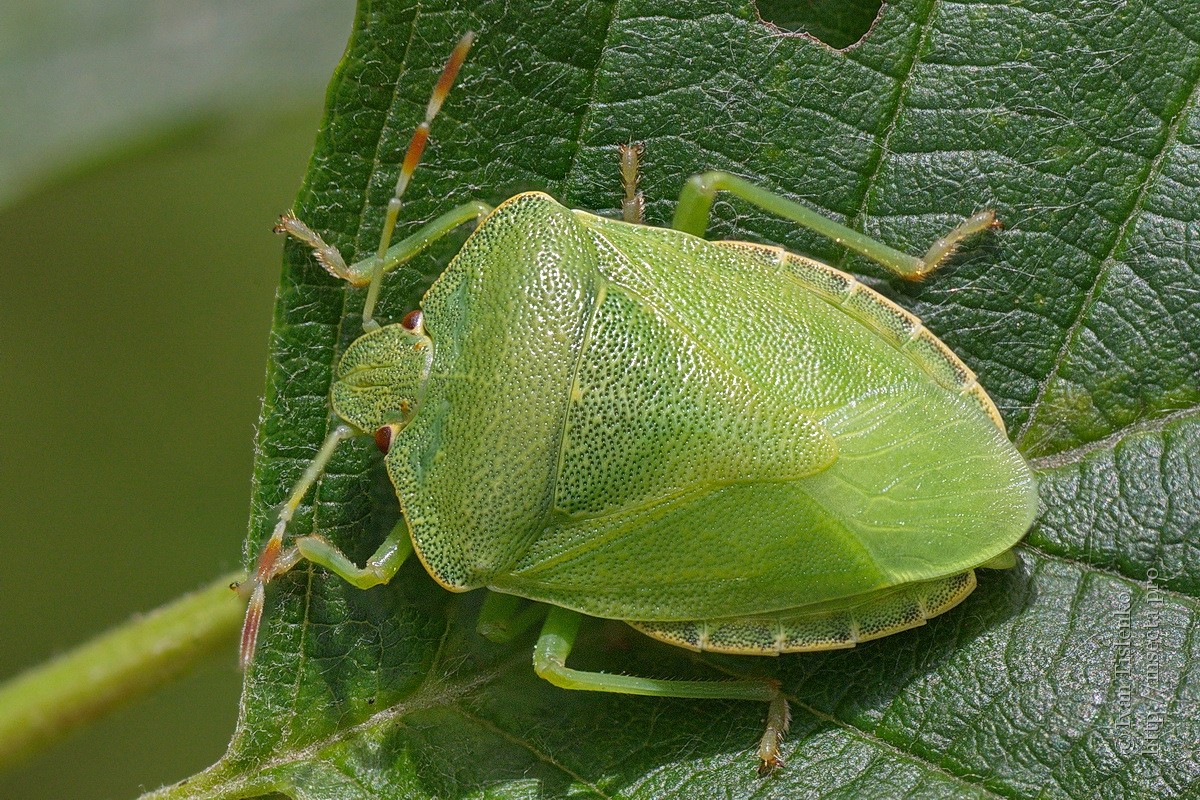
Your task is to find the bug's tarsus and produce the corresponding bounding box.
[914,209,1000,279]
[619,142,646,224]
[274,213,352,281]
[756,686,791,775]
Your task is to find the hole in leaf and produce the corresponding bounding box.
[755,0,884,49]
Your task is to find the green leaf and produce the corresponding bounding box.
[153,0,1200,797]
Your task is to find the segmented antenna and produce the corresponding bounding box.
[239,425,355,668]
[376,31,475,262]
[360,31,475,329]
[241,34,476,668]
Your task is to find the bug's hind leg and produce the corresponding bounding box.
[672,171,999,279]
[533,606,791,774]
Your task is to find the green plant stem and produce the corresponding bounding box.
[0,571,245,771]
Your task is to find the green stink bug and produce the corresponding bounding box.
[241,33,1038,773]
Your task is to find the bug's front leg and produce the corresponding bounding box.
[532,606,791,774]
[293,522,414,589]
[240,517,415,667]
[275,200,492,330]
[672,170,998,279]
[275,33,492,331]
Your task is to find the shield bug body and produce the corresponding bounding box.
[242,34,1038,772]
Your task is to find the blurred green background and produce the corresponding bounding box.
[0,2,354,797]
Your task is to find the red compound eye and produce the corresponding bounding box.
[374,426,394,454]
[401,309,423,331]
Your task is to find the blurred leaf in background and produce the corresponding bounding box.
[0,2,353,798]
[0,0,352,204]
[144,0,1197,798]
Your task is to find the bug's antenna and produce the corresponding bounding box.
[361,31,475,330]
[377,31,475,261]
[239,424,356,668]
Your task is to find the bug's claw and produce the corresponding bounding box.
[757,753,784,776]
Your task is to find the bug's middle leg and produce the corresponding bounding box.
[533,606,791,773]
[475,591,547,644]
[672,170,998,279]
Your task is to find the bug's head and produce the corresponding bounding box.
[331,310,433,442]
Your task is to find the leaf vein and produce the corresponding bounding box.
[451,707,613,799]
[1027,404,1200,470]
[1016,62,1200,450]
